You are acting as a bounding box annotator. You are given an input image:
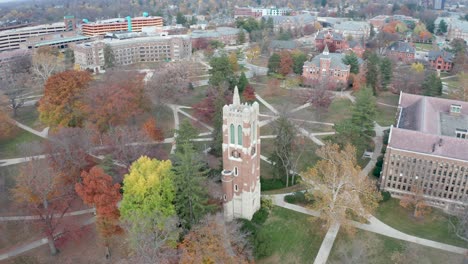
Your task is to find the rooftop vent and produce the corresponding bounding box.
[450,104,462,115]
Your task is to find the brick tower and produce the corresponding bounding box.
[222,86,261,221]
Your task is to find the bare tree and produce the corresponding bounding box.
[32,48,64,84]
[369,31,399,55]
[146,62,189,107]
[449,198,468,243]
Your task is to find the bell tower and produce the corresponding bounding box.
[221,86,261,221]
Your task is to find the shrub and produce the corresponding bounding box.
[252,208,269,225]
[381,191,391,202]
[284,191,307,204]
[261,178,285,191]
[372,166,382,178]
[261,197,274,211]
[254,229,274,259]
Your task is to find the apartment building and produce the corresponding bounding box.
[81,15,163,37]
[72,34,191,71]
[380,93,468,213]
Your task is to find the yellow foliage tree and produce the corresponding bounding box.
[411,62,425,73]
[228,52,239,72]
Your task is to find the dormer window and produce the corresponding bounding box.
[450,104,462,114]
[455,129,467,139]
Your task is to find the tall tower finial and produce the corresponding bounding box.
[233,86,240,106]
[323,44,330,55]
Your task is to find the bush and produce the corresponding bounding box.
[261,197,274,211]
[252,208,269,225]
[239,219,257,235]
[284,191,307,204]
[261,178,285,191]
[372,166,382,178]
[254,229,274,259]
[381,191,391,202]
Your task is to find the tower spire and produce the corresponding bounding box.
[233,86,240,106]
[323,44,330,55]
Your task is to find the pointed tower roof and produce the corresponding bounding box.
[233,86,240,106]
[323,44,330,55]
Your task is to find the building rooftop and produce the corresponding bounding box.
[190,27,242,38]
[315,29,344,41]
[77,34,189,48]
[34,35,90,47]
[269,40,297,50]
[304,51,349,70]
[0,22,65,35]
[387,41,415,54]
[83,16,162,25]
[334,21,369,31]
[263,14,316,25]
[391,92,468,161]
[428,50,455,62]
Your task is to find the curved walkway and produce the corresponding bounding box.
[0,208,95,221]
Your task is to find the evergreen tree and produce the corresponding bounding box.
[292,51,308,75]
[175,120,198,153]
[366,53,380,95]
[380,58,393,91]
[438,19,448,33]
[237,30,246,44]
[351,86,376,136]
[210,90,226,157]
[176,12,187,26]
[209,55,236,89]
[172,143,212,231]
[103,44,115,69]
[422,73,442,97]
[268,53,281,74]
[342,52,360,74]
[237,72,249,93]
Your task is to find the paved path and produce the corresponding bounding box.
[0,208,95,221]
[314,223,341,264]
[360,123,389,177]
[377,102,398,108]
[14,121,48,139]
[290,102,311,113]
[268,193,468,256]
[169,104,180,154]
[297,126,325,146]
[255,93,279,115]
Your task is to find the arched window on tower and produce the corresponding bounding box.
[238,125,243,145]
[230,124,235,144]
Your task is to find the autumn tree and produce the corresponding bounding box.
[179,213,252,263]
[279,51,293,76]
[392,65,425,94]
[75,166,122,248]
[120,157,179,260]
[38,70,92,128]
[12,160,75,255]
[146,62,189,107]
[83,71,148,135]
[399,183,431,218]
[246,45,260,62]
[143,117,164,142]
[172,143,212,231]
[242,84,256,103]
[228,52,239,72]
[32,47,65,84]
[302,143,382,231]
[268,53,281,74]
[0,109,18,140]
[302,81,333,117]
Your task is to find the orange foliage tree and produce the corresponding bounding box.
[0,110,18,140]
[38,70,92,128]
[279,51,293,76]
[242,84,256,103]
[83,72,149,135]
[142,117,164,141]
[75,166,122,245]
[399,184,431,218]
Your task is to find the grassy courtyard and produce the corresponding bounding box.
[375,198,468,247]
[0,130,43,159]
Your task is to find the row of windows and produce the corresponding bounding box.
[230,124,243,145]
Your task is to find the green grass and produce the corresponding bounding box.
[414,43,433,51]
[329,229,465,264]
[375,104,398,127]
[375,198,468,247]
[377,92,399,106]
[256,206,326,263]
[0,130,43,159]
[14,106,43,130]
[321,99,353,124]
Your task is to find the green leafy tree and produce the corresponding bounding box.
[366,53,380,95]
[342,52,360,74]
[438,19,448,33]
[380,58,393,90]
[176,12,187,25]
[351,86,376,136]
[103,44,115,69]
[238,30,246,44]
[237,72,249,93]
[292,51,308,75]
[172,143,212,231]
[209,55,236,89]
[422,73,442,97]
[268,53,281,74]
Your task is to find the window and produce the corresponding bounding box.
[223,194,227,201]
[234,167,238,176]
[238,125,243,145]
[230,124,235,144]
[234,184,238,191]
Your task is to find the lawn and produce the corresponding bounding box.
[375,104,398,127]
[0,130,43,159]
[375,198,468,247]
[328,229,465,264]
[256,206,326,264]
[376,92,399,106]
[414,43,433,51]
[13,106,44,130]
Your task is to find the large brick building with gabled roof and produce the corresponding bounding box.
[380,92,468,213]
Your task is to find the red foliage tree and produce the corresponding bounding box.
[142,117,164,141]
[193,88,232,123]
[192,38,210,50]
[242,84,256,103]
[75,166,122,245]
[279,51,293,76]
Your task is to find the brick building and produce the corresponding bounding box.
[334,21,370,40]
[380,92,468,213]
[302,45,352,84]
[222,87,261,221]
[315,29,348,52]
[190,27,248,46]
[386,41,415,63]
[428,50,454,71]
[81,15,163,37]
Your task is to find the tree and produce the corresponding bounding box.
[0,109,18,140]
[303,82,333,115]
[174,120,198,152]
[237,30,246,44]
[176,12,187,25]
[399,183,431,218]
[32,47,64,84]
[143,117,164,142]
[83,71,148,134]
[411,62,425,73]
[370,23,375,38]
[422,73,442,97]
[352,86,376,136]
[103,44,115,69]
[209,54,236,89]
[449,198,468,243]
[12,160,74,255]
[392,66,425,94]
[172,143,212,231]
[242,84,256,103]
[146,62,189,107]
[342,52,360,74]
[228,52,239,72]
[366,53,380,94]
[380,58,393,90]
[302,143,381,231]
[210,89,227,157]
[120,157,179,260]
[75,166,122,247]
[246,45,260,62]
[438,19,447,34]
[64,48,75,66]
[179,213,252,263]
[268,53,281,74]
[237,72,249,93]
[279,51,293,76]
[448,72,468,101]
[38,70,92,128]
[291,51,308,75]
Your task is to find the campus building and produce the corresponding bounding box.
[0,17,74,52]
[315,29,348,52]
[81,15,163,37]
[71,34,191,71]
[334,21,370,40]
[380,93,468,213]
[428,50,454,71]
[302,45,353,84]
[222,87,261,221]
[234,6,291,18]
[385,41,415,63]
[20,31,93,50]
[190,27,248,46]
[447,20,468,43]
